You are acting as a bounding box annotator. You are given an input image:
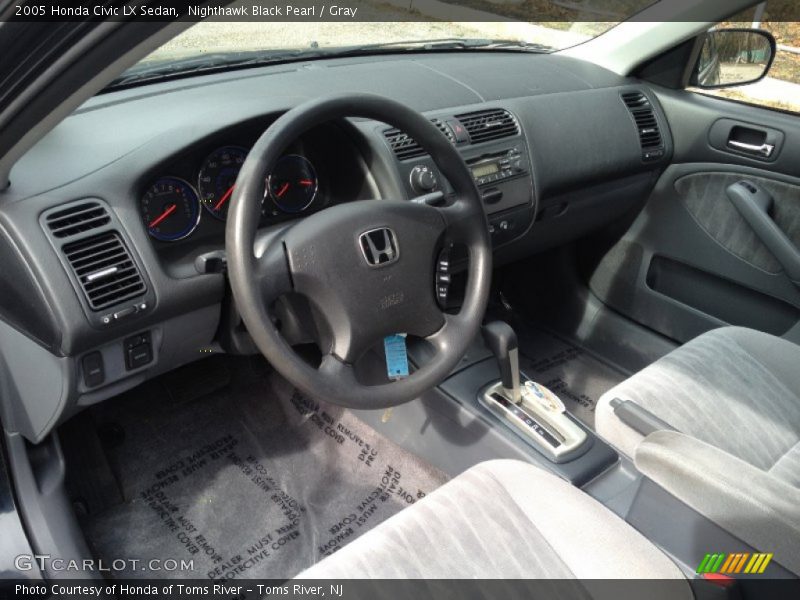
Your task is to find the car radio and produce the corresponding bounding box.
[396,136,533,248]
[467,147,527,187]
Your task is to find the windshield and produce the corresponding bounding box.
[119,0,658,85]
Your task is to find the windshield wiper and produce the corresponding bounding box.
[105,38,553,91]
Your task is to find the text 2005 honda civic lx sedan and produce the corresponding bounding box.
[1,1,799,598]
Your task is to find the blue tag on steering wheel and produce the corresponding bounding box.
[384,334,409,380]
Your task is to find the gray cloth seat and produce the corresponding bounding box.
[298,459,688,585]
[597,326,800,486]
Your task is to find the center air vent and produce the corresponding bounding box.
[384,118,455,160]
[454,108,519,144]
[62,232,146,310]
[621,91,664,161]
[45,201,110,238]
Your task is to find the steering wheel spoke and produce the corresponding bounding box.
[255,238,293,305]
[319,353,358,384]
[424,313,460,354]
[436,192,487,245]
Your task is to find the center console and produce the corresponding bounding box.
[434,329,618,484]
[357,321,618,487]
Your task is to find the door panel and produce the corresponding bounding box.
[588,89,800,344]
[656,89,800,175]
[676,171,800,275]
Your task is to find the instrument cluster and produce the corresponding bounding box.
[140,145,321,243]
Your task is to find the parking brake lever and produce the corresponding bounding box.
[726,181,800,285]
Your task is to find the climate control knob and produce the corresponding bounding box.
[410,165,438,193]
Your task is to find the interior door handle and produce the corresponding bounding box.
[727,140,775,158]
[726,181,800,284]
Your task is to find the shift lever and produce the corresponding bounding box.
[482,321,521,404]
[479,322,587,461]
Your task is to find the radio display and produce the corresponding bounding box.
[471,163,499,178]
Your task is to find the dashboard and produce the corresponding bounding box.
[0,51,672,443]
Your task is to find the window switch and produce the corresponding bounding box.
[82,352,105,388]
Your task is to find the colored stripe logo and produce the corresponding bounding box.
[696,552,773,575]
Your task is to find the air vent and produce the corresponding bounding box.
[62,232,146,310]
[384,118,455,160]
[454,108,519,144]
[621,92,664,158]
[45,201,110,238]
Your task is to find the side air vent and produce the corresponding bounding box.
[62,232,146,310]
[384,118,455,160]
[621,91,664,160]
[45,201,111,238]
[454,108,519,144]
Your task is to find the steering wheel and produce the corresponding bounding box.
[226,93,491,409]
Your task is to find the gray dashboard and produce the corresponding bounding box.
[0,51,672,442]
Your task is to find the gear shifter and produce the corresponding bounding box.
[479,320,587,462]
[482,321,521,403]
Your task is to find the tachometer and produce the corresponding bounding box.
[267,155,318,214]
[141,177,201,242]
[198,146,248,221]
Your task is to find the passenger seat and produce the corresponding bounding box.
[597,326,800,486]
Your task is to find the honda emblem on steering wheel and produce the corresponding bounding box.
[359,228,399,266]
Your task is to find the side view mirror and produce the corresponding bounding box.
[692,28,777,89]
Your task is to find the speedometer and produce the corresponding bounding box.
[198,146,248,221]
[141,177,200,242]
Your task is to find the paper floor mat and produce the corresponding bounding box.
[516,329,625,428]
[81,365,446,580]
